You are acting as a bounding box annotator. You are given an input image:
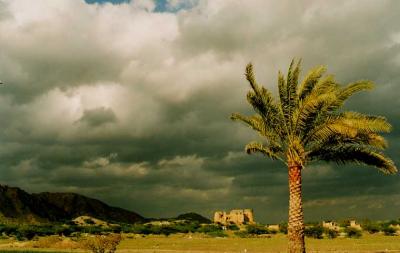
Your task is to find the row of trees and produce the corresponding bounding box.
[0,222,227,240]
[2,219,398,241]
[304,224,398,239]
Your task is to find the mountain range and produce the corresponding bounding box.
[0,184,145,224]
[0,184,210,224]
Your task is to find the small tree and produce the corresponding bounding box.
[304,225,323,239]
[279,222,288,234]
[81,234,122,253]
[362,222,381,234]
[382,226,397,236]
[246,224,269,235]
[323,228,339,239]
[345,227,362,238]
[227,224,240,231]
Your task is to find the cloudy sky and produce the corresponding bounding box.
[0,0,399,223]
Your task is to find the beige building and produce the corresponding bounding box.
[349,220,362,230]
[213,209,255,225]
[267,224,280,231]
[322,221,340,231]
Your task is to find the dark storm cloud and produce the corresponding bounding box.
[0,0,399,223]
[78,107,117,127]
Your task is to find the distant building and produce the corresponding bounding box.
[213,209,255,225]
[322,221,340,231]
[389,224,400,235]
[389,224,400,230]
[349,220,362,230]
[267,224,280,231]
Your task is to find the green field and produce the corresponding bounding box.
[0,233,399,253]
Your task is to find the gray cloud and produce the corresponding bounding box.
[0,0,399,223]
[78,107,117,127]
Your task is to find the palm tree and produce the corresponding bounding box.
[231,59,397,253]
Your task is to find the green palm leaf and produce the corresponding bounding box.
[308,144,397,174]
[245,141,283,162]
[231,59,397,173]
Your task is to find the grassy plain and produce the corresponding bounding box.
[117,233,400,253]
[0,233,399,253]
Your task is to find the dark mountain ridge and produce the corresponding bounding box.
[0,184,144,224]
[175,212,211,224]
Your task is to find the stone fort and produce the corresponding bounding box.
[213,209,255,225]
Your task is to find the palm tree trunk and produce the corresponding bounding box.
[288,164,306,253]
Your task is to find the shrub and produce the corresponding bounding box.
[32,236,62,248]
[279,222,288,234]
[81,233,122,253]
[167,221,200,233]
[324,228,339,239]
[246,224,269,235]
[197,224,222,233]
[206,230,227,238]
[234,230,249,238]
[120,224,137,233]
[158,226,179,236]
[133,224,152,234]
[305,225,323,239]
[81,226,104,235]
[34,225,56,236]
[109,226,121,233]
[227,224,239,231]
[269,229,278,234]
[15,226,37,240]
[84,219,96,225]
[147,225,162,235]
[66,220,77,226]
[387,220,399,225]
[345,227,362,238]
[363,222,381,234]
[382,226,397,236]
[339,220,351,228]
[0,224,18,235]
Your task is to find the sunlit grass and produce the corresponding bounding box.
[0,251,71,253]
[118,233,400,253]
[0,233,399,253]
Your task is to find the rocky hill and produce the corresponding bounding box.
[175,212,211,224]
[0,185,145,224]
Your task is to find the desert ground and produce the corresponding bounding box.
[0,233,399,253]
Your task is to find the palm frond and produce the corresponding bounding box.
[306,112,391,144]
[303,81,373,128]
[312,74,338,95]
[244,64,286,140]
[298,65,327,100]
[337,80,374,102]
[245,141,284,162]
[308,131,389,157]
[308,144,397,174]
[245,63,258,91]
[337,112,391,133]
[293,75,339,136]
[230,113,281,144]
[286,59,301,125]
[293,91,337,137]
[318,81,374,114]
[278,70,288,123]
